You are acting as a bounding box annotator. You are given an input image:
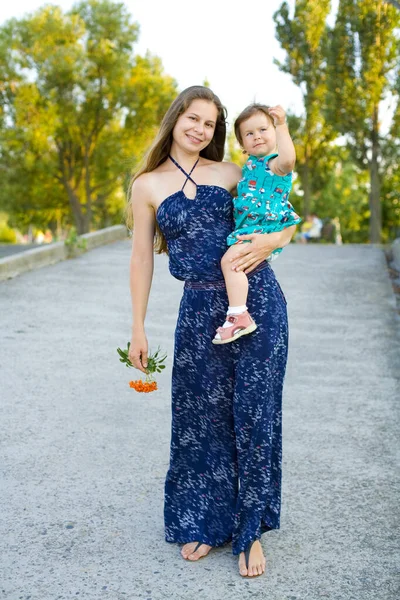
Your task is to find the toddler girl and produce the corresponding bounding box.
[212,103,301,344]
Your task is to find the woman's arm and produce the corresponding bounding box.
[230,225,297,274]
[128,176,156,373]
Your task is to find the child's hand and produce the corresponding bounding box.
[268,105,287,127]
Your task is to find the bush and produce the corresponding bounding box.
[0,222,17,243]
[64,226,87,258]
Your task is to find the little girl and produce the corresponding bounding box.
[212,103,301,344]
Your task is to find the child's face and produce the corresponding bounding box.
[239,111,276,156]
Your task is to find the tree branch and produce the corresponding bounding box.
[384,0,400,10]
[90,175,120,194]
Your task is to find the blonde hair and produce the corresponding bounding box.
[127,86,227,254]
[234,103,275,146]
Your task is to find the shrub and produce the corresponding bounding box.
[0,223,17,243]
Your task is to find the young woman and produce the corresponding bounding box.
[127,86,296,578]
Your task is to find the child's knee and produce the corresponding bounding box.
[221,250,232,273]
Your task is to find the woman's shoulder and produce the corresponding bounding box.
[207,159,241,187]
[130,171,162,208]
[221,161,242,193]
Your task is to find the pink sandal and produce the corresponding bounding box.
[212,311,257,345]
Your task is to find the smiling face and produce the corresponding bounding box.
[172,99,218,155]
[239,111,276,157]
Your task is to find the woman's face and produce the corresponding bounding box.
[172,99,218,154]
[239,111,276,156]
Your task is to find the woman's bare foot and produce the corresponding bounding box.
[238,540,266,577]
[181,541,213,561]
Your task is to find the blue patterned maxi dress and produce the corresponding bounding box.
[156,176,289,556]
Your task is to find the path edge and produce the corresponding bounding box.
[0,225,129,282]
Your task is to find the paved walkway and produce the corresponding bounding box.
[0,243,41,259]
[1,242,399,600]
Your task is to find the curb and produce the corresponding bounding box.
[392,238,400,271]
[0,225,128,282]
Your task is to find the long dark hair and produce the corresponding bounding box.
[127,86,227,254]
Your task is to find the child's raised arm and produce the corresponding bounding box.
[268,105,296,176]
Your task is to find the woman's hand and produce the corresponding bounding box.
[128,329,149,374]
[230,226,296,274]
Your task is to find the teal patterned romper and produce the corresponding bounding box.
[227,153,301,260]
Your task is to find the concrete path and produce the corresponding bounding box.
[0,243,41,259]
[1,242,399,600]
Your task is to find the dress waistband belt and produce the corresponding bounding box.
[184,261,270,290]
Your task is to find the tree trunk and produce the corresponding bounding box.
[56,209,63,241]
[83,143,92,234]
[369,105,381,244]
[302,156,311,219]
[65,183,86,234]
[57,145,90,235]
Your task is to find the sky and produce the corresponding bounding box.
[0,0,341,127]
[2,0,395,134]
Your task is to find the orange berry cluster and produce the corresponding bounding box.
[129,379,158,393]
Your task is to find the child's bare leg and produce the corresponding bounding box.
[212,245,257,344]
[221,245,249,307]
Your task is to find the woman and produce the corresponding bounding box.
[128,86,295,578]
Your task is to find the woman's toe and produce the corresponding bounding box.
[181,542,196,559]
[238,554,248,576]
[187,543,212,561]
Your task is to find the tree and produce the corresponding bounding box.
[0,1,177,234]
[226,127,245,166]
[313,158,371,242]
[273,0,334,218]
[381,64,400,240]
[327,0,400,242]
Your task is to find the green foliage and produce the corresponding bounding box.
[313,160,371,243]
[274,0,400,242]
[326,0,400,242]
[381,88,400,240]
[0,217,17,243]
[117,342,167,374]
[274,0,331,88]
[64,225,87,256]
[226,128,246,166]
[327,0,399,160]
[0,1,177,234]
[274,1,336,217]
